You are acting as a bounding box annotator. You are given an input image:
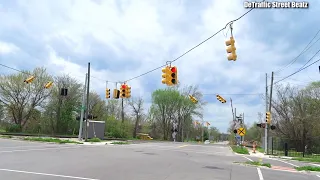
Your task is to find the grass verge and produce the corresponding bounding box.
[24,137,82,144]
[0,135,12,139]
[292,157,320,163]
[244,161,271,168]
[111,141,129,145]
[295,166,320,172]
[230,145,249,154]
[86,137,102,142]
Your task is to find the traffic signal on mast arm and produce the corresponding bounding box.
[225,36,237,61]
[106,88,110,99]
[188,95,198,103]
[113,89,120,99]
[44,81,53,88]
[170,66,178,85]
[120,84,127,98]
[266,111,271,124]
[161,66,172,86]
[125,85,131,98]
[216,95,227,103]
[24,76,35,83]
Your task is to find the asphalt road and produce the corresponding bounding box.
[0,138,319,180]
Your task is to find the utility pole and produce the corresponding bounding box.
[78,73,88,141]
[242,113,245,142]
[268,72,274,154]
[201,118,204,142]
[121,98,124,123]
[265,73,268,153]
[85,62,90,141]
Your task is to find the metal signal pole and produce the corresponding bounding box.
[85,62,90,141]
[78,73,87,141]
[265,73,268,153]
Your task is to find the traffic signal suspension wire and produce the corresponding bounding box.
[123,5,260,82]
[203,93,262,96]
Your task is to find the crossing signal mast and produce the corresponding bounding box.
[161,62,178,86]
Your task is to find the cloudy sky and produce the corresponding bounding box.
[0,0,319,133]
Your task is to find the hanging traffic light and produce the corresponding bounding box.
[106,88,110,99]
[161,66,171,86]
[266,112,271,124]
[113,89,120,99]
[216,95,227,103]
[170,66,178,85]
[44,81,53,89]
[120,84,126,98]
[188,95,198,103]
[226,36,237,61]
[24,76,35,83]
[126,85,131,98]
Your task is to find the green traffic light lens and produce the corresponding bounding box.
[171,79,176,84]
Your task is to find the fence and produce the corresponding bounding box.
[262,136,320,158]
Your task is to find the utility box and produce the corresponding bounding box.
[82,120,105,139]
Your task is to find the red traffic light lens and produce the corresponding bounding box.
[171,67,176,73]
[122,85,126,88]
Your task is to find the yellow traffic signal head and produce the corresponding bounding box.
[44,81,53,89]
[170,66,178,85]
[24,76,35,84]
[225,37,237,61]
[266,111,271,124]
[189,95,198,103]
[126,85,131,98]
[162,66,173,86]
[120,84,126,98]
[113,89,120,99]
[216,95,226,103]
[106,88,110,99]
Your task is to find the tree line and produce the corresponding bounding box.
[0,67,220,141]
[240,81,320,153]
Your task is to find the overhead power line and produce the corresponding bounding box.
[203,93,262,96]
[274,57,320,85]
[123,4,261,82]
[275,28,320,74]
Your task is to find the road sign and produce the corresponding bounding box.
[237,127,246,136]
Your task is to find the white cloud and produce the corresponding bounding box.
[0,0,319,132]
[0,41,19,54]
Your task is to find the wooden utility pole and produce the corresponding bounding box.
[267,71,274,154]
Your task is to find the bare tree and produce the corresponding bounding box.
[127,97,144,138]
[0,67,52,129]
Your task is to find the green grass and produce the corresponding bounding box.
[86,137,102,142]
[24,137,82,144]
[245,161,271,168]
[295,166,320,172]
[111,141,129,145]
[0,135,12,139]
[256,147,264,153]
[292,157,320,163]
[230,146,249,154]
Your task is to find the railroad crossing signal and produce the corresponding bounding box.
[237,127,245,136]
[266,111,271,124]
[216,95,226,103]
[44,81,53,88]
[225,36,237,61]
[188,95,198,103]
[24,76,35,83]
[105,88,110,99]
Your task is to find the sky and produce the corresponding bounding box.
[0,0,319,133]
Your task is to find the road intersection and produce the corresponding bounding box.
[0,138,319,180]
